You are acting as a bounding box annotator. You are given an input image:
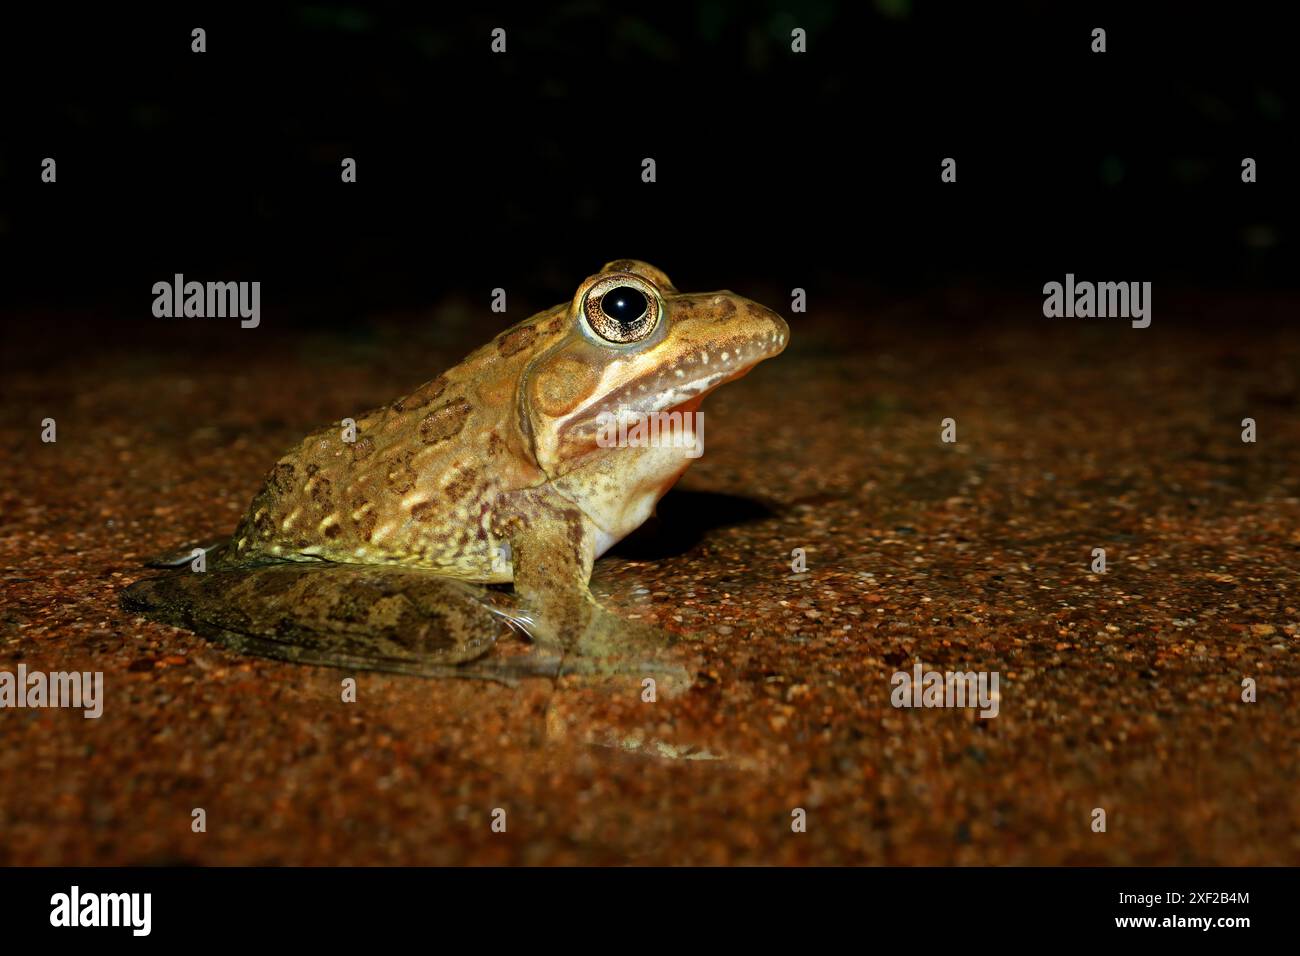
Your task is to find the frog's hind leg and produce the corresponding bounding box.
[120,562,562,683]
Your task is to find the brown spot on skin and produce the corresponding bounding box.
[351,437,375,462]
[410,500,438,523]
[252,509,275,538]
[545,314,566,334]
[486,432,506,457]
[311,476,333,507]
[270,462,295,495]
[394,376,447,413]
[444,467,475,503]
[497,324,537,358]
[323,522,342,539]
[352,499,377,541]
[419,399,472,445]
[530,356,599,417]
[492,511,522,544]
[382,450,418,494]
[306,463,320,478]
[714,298,737,320]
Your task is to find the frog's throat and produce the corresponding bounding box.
[548,449,693,558]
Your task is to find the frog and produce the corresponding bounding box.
[121,260,788,686]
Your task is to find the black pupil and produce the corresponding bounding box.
[601,287,647,324]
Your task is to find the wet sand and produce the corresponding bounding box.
[2,288,1297,864]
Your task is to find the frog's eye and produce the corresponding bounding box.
[581,275,662,345]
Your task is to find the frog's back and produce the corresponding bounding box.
[229,315,557,580]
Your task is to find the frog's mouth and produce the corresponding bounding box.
[561,350,770,449]
[577,361,743,434]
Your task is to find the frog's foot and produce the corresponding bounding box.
[120,561,563,685]
[573,601,687,657]
[538,601,698,694]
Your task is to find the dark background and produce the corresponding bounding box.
[0,0,1294,324]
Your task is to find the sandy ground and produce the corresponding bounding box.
[2,288,1297,865]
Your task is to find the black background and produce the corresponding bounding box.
[1,0,1294,326]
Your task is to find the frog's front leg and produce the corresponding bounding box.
[506,496,695,686]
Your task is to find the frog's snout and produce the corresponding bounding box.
[718,294,788,364]
[752,300,790,359]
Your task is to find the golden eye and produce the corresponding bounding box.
[582,275,661,344]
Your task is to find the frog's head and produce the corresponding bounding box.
[520,260,787,546]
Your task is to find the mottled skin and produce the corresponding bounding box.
[122,260,788,683]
